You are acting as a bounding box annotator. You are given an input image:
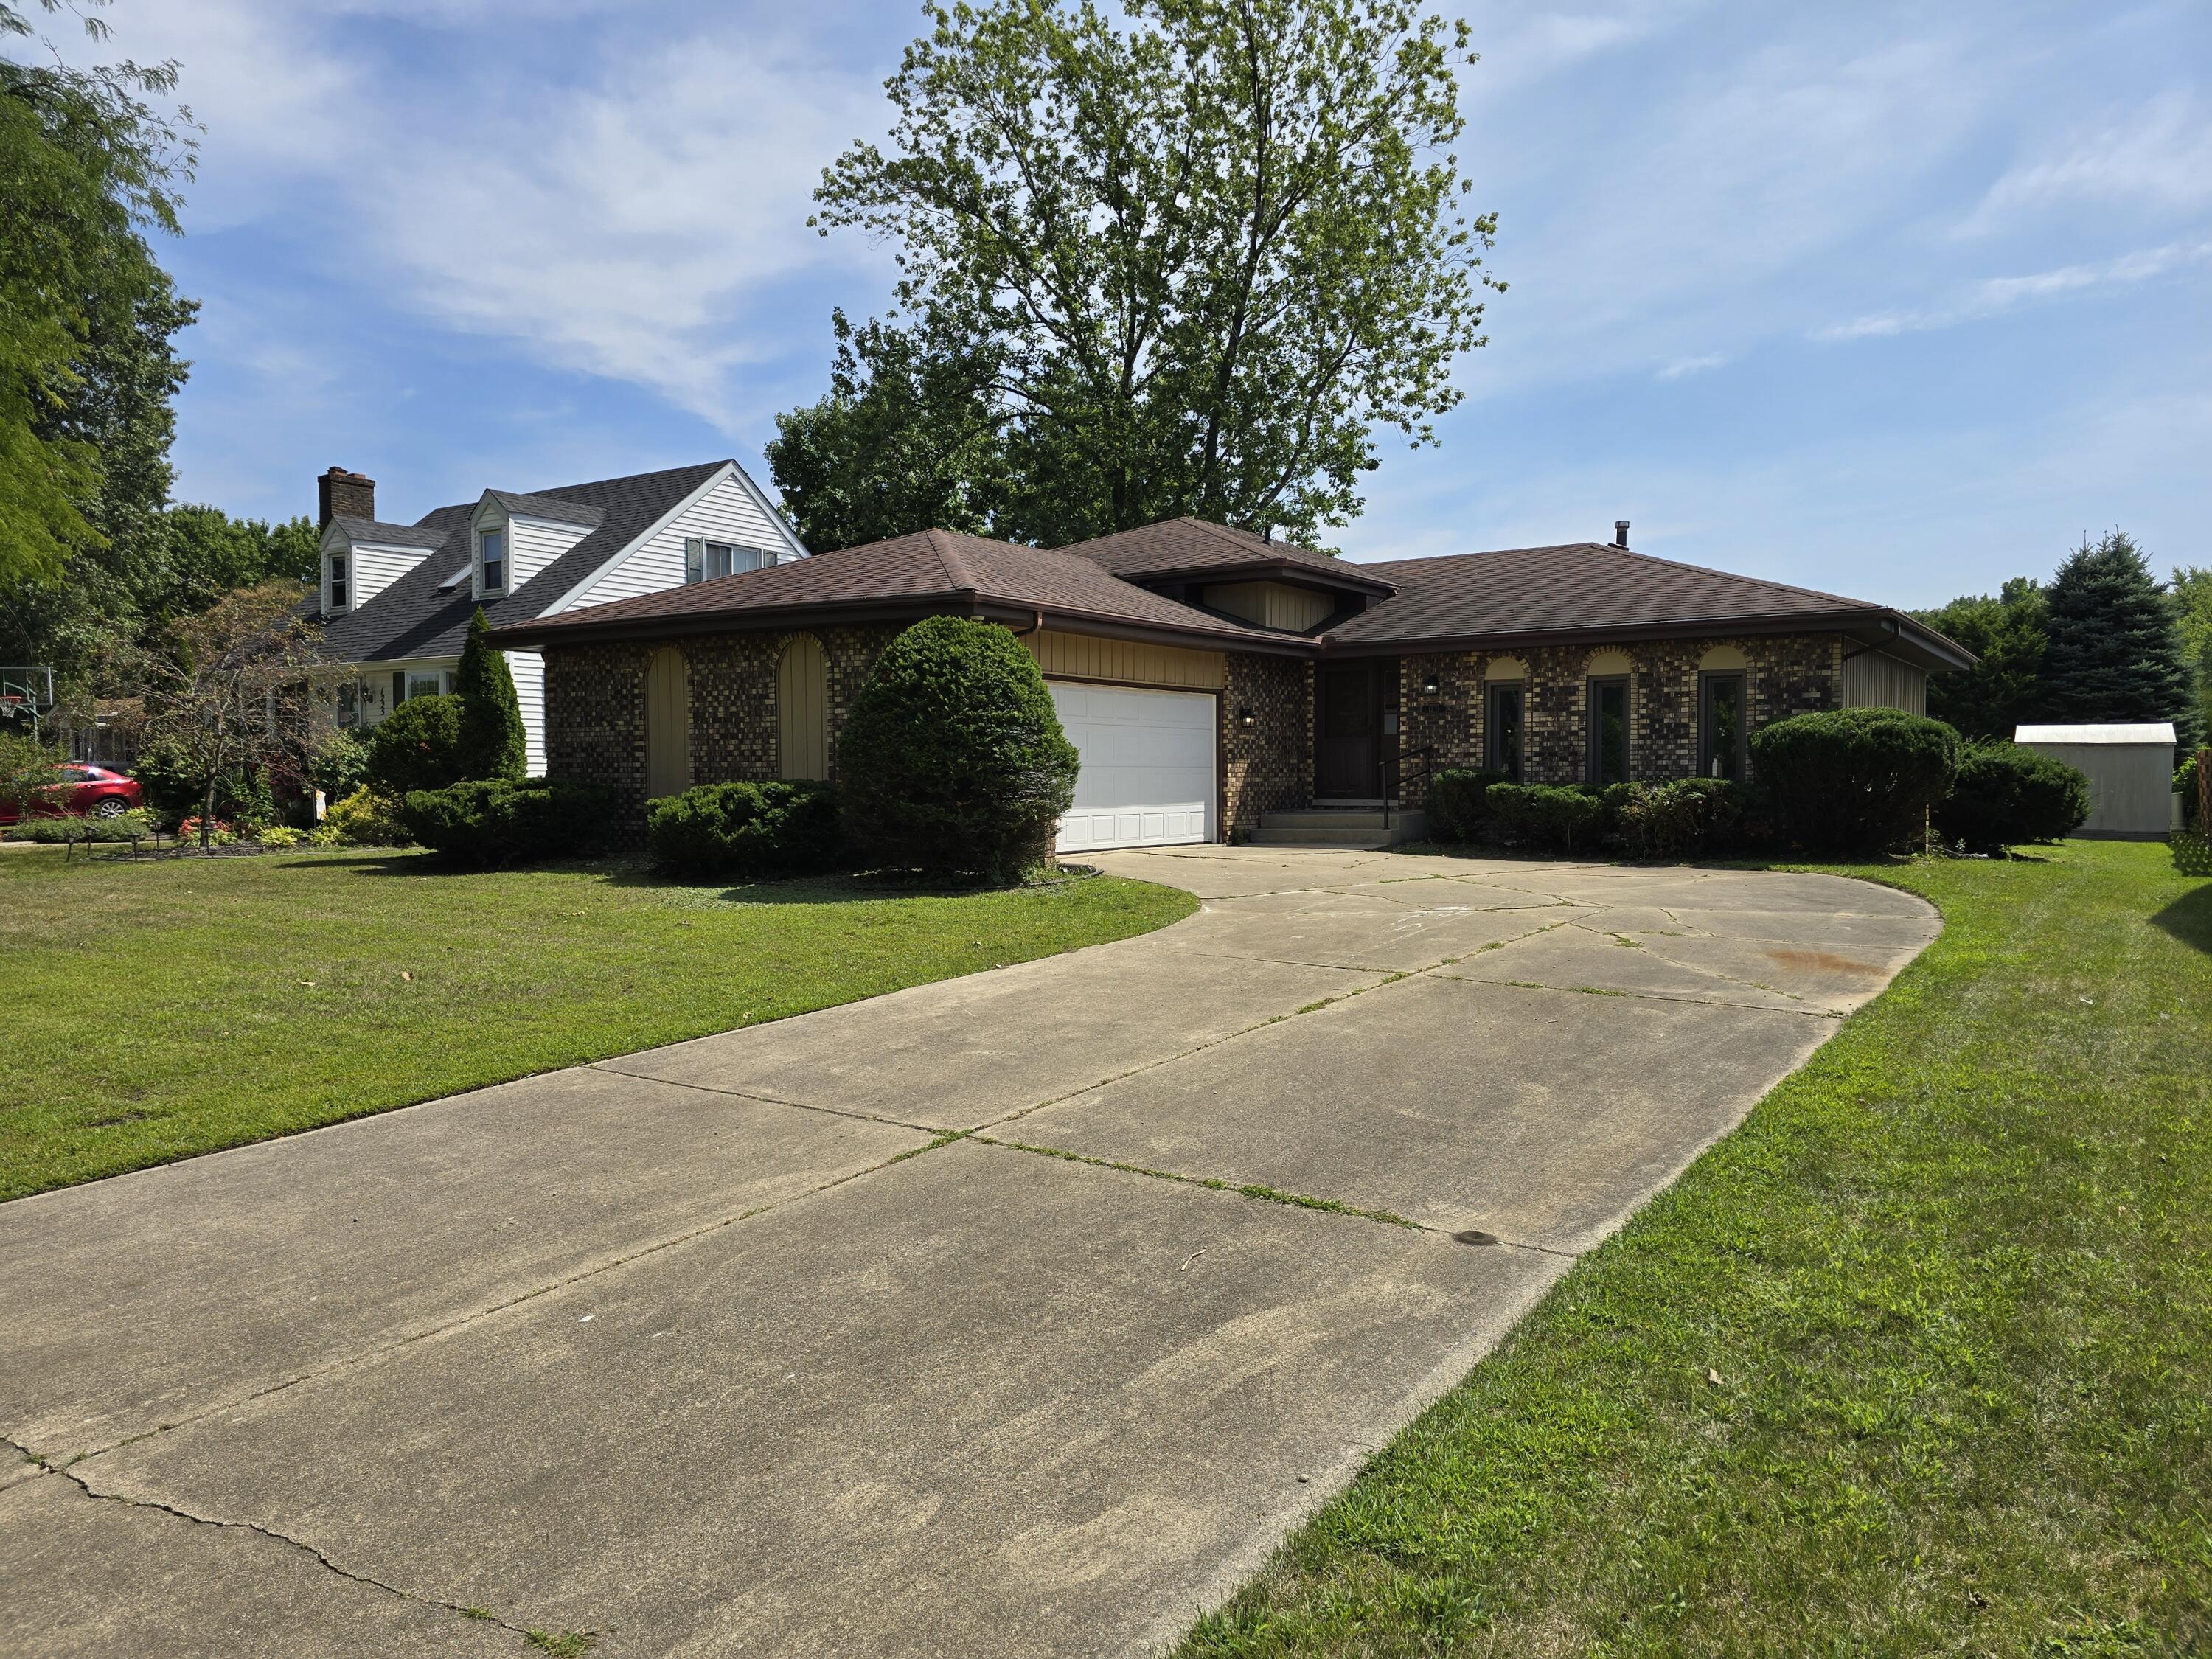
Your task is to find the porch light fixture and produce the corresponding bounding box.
[1421,673,1441,696]
[1239,706,1256,728]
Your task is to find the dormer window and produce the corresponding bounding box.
[479,528,507,594]
[327,551,348,611]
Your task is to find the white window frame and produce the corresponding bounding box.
[478,526,507,597]
[327,550,349,612]
[685,539,772,583]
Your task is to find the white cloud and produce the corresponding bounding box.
[1817,240,2212,341]
[1657,352,1728,379]
[1961,89,2212,234]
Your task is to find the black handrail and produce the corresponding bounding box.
[1382,745,1438,834]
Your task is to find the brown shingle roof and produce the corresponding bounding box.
[1068,517,1395,593]
[495,529,1307,648]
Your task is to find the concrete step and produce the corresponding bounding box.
[1259,809,1391,830]
[1245,827,1391,848]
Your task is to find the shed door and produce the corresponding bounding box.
[644,646,691,800]
[1048,681,1214,852]
[778,633,830,780]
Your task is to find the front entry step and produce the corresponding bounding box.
[1247,807,1428,848]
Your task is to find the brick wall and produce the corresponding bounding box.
[1221,653,1311,840]
[1393,633,1843,797]
[545,625,902,832]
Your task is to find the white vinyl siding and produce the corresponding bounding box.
[342,541,437,611]
[504,515,593,591]
[1842,650,1927,714]
[506,648,546,775]
[560,470,801,611]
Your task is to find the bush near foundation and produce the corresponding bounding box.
[1609,776,1756,860]
[1750,708,1962,855]
[838,616,1079,881]
[364,695,468,796]
[322,785,412,846]
[1427,768,1512,841]
[398,777,615,867]
[1484,783,1611,853]
[647,779,845,880]
[1933,743,2090,853]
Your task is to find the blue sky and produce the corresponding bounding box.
[63,0,2212,608]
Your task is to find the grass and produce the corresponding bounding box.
[1181,839,2211,1658]
[0,846,1193,1202]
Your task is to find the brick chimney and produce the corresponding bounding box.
[318,466,375,529]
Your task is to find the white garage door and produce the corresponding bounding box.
[1049,681,1215,852]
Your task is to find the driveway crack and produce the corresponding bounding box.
[6,1438,539,1644]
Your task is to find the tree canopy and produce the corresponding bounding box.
[2040,530,2198,754]
[1913,577,2048,742]
[773,0,1499,551]
[0,0,195,589]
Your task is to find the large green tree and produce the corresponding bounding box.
[779,0,1498,550]
[2040,531,2198,755]
[2172,563,2212,754]
[452,608,526,783]
[0,0,193,591]
[1913,577,2048,742]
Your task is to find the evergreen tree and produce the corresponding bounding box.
[2041,531,2199,755]
[452,608,526,782]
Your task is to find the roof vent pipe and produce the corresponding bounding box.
[1614,520,1630,549]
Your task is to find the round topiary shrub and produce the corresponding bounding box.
[364,695,467,796]
[836,616,1079,880]
[1933,742,2090,853]
[1748,707,1962,855]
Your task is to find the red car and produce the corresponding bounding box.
[1,762,144,824]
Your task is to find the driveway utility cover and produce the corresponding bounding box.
[1,847,1936,1657]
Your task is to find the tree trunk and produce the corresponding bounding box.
[201,769,217,850]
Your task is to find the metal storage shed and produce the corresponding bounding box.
[2014,723,2178,840]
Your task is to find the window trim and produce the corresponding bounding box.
[1484,681,1525,782]
[478,526,507,596]
[1697,670,1749,781]
[686,538,771,584]
[327,550,348,612]
[1587,675,1630,786]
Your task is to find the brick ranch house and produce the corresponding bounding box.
[487,518,1972,851]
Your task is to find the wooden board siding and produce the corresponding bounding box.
[561,470,802,611]
[1842,649,1927,714]
[645,646,692,799]
[1202,581,1334,632]
[776,633,830,780]
[1023,628,1225,690]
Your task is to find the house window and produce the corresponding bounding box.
[406,672,445,701]
[1700,672,1747,779]
[1588,677,1630,785]
[1485,683,1524,781]
[686,540,768,582]
[327,552,348,611]
[479,528,507,594]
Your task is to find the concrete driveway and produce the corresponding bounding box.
[1,847,1938,1658]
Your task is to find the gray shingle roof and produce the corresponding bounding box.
[316,460,731,665]
[481,490,607,527]
[1069,517,1394,593]
[330,516,448,549]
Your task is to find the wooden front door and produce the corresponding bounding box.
[1316,664,1381,799]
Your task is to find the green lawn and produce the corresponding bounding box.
[0,846,1193,1202]
[1183,839,2211,1658]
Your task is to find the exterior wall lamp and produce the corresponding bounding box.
[1421,674,1441,696]
[1239,706,1256,728]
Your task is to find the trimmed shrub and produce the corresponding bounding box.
[1427,768,1510,841]
[647,779,845,880]
[1610,776,1753,860]
[837,616,1080,880]
[1484,782,1611,853]
[323,786,412,846]
[453,608,528,783]
[398,777,616,867]
[364,695,467,796]
[1749,708,1962,855]
[1933,742,2090,853]
[5,808,154,844]
[257,825,307,847]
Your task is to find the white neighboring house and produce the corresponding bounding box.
[312,459,807,772]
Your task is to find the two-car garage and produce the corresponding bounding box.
[1047,681,1216,852]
